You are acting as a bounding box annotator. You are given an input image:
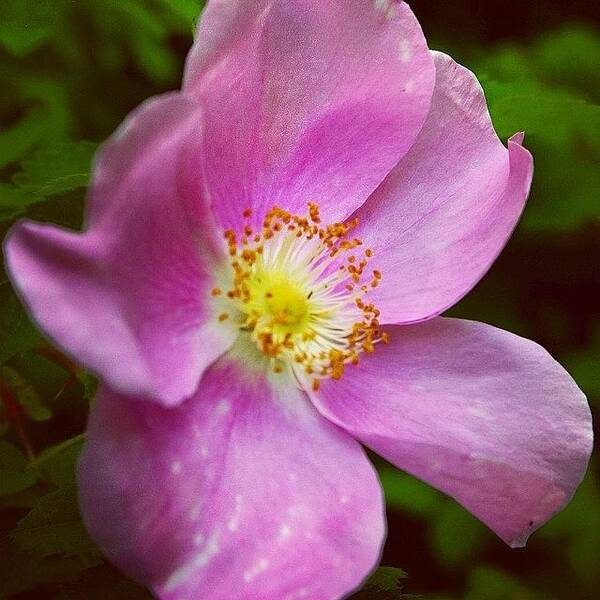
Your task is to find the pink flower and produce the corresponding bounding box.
[4,1,593,599]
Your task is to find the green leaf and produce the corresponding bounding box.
[519,138,600,232]
[0,108,51,170]
[11,484,101,559]
[0,486,39,509]
[349,567,408,599]
[476,24,600,103]
[534,25,600,100]
[0,440,37,495]
[130,34,179,84]
[12,140,97,198]
[1,365,52,421]
[0,183,45,221]
[0,539,96,598]
[31,434,86,488]
[429,502,487,567]
[478,73,600,142]
[539,466,600,587]
[0,0,63,57]
[58,564,153,600]
[465,566,545,600]
[379,465,442,516]
[488,89,600,141]
[0,283,41,365]
[365,567,408,591]
[77,370,98,402]
[562,331,600,399]
[16,75,73,139]
[109,0,168,38]
[156,0,203,26]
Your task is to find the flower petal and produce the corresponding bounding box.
[5,94,235,406]
[311,318,593,547]
[352,52,534,324]
[78,346,385,600]
[184,0,435,233]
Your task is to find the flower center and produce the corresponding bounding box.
[254,276,309,328]
[213,204,387,390]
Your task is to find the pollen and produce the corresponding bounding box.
[215,203,386,389]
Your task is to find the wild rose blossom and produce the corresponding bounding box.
[4,1,593,599]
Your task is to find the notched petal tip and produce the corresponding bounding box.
[509,131,526,145]
[351,51,536,325]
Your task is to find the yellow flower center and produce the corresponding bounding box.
[213,204,387,390]
[255,276,309,328]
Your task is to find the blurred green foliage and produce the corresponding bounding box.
[0,1,598,598]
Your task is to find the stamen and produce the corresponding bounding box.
[215,203,386,389]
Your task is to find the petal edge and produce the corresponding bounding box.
[311,318,593,547]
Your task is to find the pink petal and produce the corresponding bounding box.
[183,0,269,88]
[183,0,435,233]
[353,52,534,324]
[311,318,593,547]
[78,350,385,600]
[5,94,235,406]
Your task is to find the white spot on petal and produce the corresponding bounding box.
[215,399,230,415]
[228,495,243,532]
[164,533,220,592]
[279,524,292,540]
[430,459,442,472]
[243,558,269,583]
[373,0,397,19]
[467,406,488,418]
[188,503,202,522]
[171,461,182,475]
[399,39,412,63]
[285,588,309,600]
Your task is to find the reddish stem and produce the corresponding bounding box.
[34,345,79,377]
[0,381,36,462]
[34,345,80,401]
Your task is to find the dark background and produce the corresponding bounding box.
[1,1,598,598]
[415,0,600,42]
